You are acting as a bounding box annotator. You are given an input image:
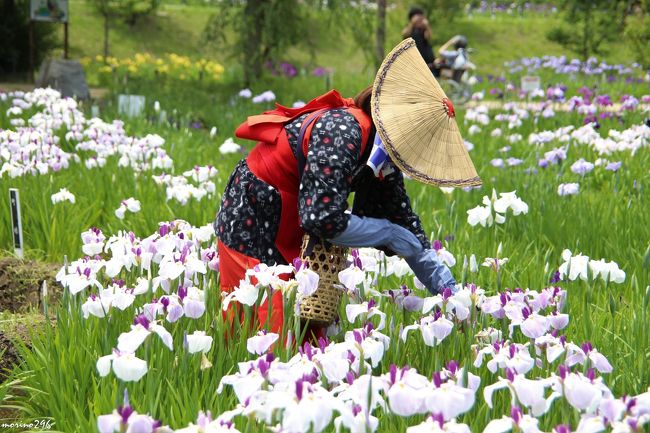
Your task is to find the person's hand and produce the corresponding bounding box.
[411,14,424,27]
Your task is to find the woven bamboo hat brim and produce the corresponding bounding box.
[371,38,482,187]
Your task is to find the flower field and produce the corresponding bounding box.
[0,58,649,433]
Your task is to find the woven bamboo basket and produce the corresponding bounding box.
[297,235,348,326]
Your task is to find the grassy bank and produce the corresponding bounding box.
[46,1,638,77]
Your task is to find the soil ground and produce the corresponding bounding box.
[0,258,61,423]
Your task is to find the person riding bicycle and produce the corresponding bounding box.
[431,35,469,80]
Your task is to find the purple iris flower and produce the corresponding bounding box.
[432,371,443,388]
[351,249,363,268]
[133,314,150,329]
[389,364,398,385]
[446,360,459,374]
[312,67,329,77]
[510,406,522,424]
[295,380,304,401]
[280,62,297,78]
[595,94,613,106]
[117,405,134,425]
[401,295,424,312]
[586,368,596,382]
[550,271,562,283]
[431,413,445,428]
[558,364,569,380]
[577,86,594,102]
[257,358,271,377]
[489,88,503,98]
[159,223,171,237]
[317,336,329,353]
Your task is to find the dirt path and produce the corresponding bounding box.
[0,258,62,313]
[0,257,61,377]
[464,100,649,112]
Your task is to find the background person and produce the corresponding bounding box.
[402,6,435,66]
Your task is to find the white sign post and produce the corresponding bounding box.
[118,95,146,118]
[9,189,24,259]
[521,75,541,93]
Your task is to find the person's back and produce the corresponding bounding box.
[402,7,435,65]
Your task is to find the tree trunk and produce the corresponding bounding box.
[103,13,109,61]
[375,0,387,70]
[581,3,591,60]
[243,0,265,86]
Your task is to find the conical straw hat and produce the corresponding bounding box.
[371,38,482,187]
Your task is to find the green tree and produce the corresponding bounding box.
[336,1,407,73]
[90,0,161,59]
[0,0,58,79]
[118,0,160,26]
[337,2,377,72]
[419,0,465,25]
[624,1,650,68]
[547,0,634,60]
[202,0,396,84]
[375,0,387,69]
[203,0,317,85]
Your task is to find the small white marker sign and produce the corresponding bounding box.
[117,94,146,118]
[9,188,24,259]
[521,75,541,93]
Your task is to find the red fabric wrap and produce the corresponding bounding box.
[218,240,285,334]
[218,240,324,339]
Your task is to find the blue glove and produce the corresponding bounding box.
[405,249,457,295]
[328,215,423,258]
